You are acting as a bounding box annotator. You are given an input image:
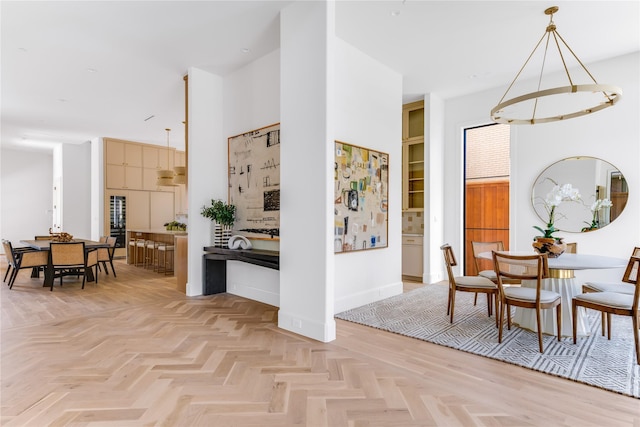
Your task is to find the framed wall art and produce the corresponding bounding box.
[334,140,388,253]
[228,123,280,239]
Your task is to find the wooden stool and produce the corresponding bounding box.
[143,240,156,269]
[128,238,146,266]
[157,243,174,275]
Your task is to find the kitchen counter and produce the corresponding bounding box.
[126,229,188,266]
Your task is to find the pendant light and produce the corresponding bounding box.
[491,6,622,125]
[157,128,176,187]
[173,121,187,185]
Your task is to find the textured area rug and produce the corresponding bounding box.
[336,283,639,398]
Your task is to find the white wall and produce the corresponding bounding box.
[333,38,403,313]
[0,148,53,248]
[60,142,92,239]
[440,52,639,284]
[223,49,281,306]
[186,67,224,296]
[279,0,335,341]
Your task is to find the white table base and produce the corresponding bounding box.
[512,277,588,337]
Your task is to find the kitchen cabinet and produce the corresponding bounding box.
[402,235,423,278]
[105,139,143,190]
[402,101,424,211]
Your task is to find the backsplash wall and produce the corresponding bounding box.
[402,211,424,234]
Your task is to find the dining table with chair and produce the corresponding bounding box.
[478,250,627,337]
[19,238,110,290]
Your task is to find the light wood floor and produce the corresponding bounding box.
[1,259,638,426]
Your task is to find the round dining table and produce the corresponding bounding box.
[478,251,627,337]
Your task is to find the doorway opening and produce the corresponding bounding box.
[463,123,511,275]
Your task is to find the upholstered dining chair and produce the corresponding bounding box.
[572,255,640,364]
[440,244,498,326]
[492,251,561,353]
[2,240,49,289]
[97,236,117,277]
[470,241,521,305]
[581,247,640,334]
[49,242,95,291]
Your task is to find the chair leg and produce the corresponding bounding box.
[109,260,117,277]
[449,289,456,323]
[498,302,505,343]
[473,292,478,306]
[494,293,499,328]
[601,312,606,336]
[8,269,18,289]
[572,300,578,344]
[555,304,562,342]
[606,313,612,339]
[4,265,12,283]
[632,314,640,365]
[486,293,491,317]
[535,308,544,353]
[446,285,452,315]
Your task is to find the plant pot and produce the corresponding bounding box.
[212,223,233,248]
[532,237,566,258]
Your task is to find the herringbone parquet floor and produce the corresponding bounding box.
[1,258,638,426]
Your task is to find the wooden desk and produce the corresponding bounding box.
[202,247,279,295]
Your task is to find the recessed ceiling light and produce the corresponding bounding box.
[58,98,68,102]
[86,68,98,73]
[241,48,250,53]
[390,10,400,16]
[18,47,28,52]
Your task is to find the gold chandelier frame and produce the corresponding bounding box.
[491,6,622,125]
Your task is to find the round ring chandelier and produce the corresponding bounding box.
[491,6,622,125]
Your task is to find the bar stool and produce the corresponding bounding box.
[143,240,156,269]
[157,243,174,275]
[128,238,146,266]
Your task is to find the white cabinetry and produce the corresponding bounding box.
[402,235,423,278]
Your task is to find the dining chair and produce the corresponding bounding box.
[492,251,561,352]
[572,255,640,364]
[97,236,117,277]
[49,242,92,291]
[440,244,498,325]
[565,242,577,254]
[581,247,640,334]
[470,241,521,305]
[2,239,49,289]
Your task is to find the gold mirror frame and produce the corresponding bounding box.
[531,156,628,233]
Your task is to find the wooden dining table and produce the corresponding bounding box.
[20,239,109,288]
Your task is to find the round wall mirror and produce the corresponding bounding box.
[531,156,628,233]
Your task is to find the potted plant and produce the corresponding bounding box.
[201,199,236,247]
[532,182,580,257]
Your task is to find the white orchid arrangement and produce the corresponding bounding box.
[534,182,581,239]
[583,198,613,231]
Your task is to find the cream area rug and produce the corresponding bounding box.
[335,283,639,398]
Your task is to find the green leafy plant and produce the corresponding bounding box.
[164,221,187,231]
[201,199,236,227]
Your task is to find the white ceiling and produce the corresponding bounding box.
[2,1,638,152]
